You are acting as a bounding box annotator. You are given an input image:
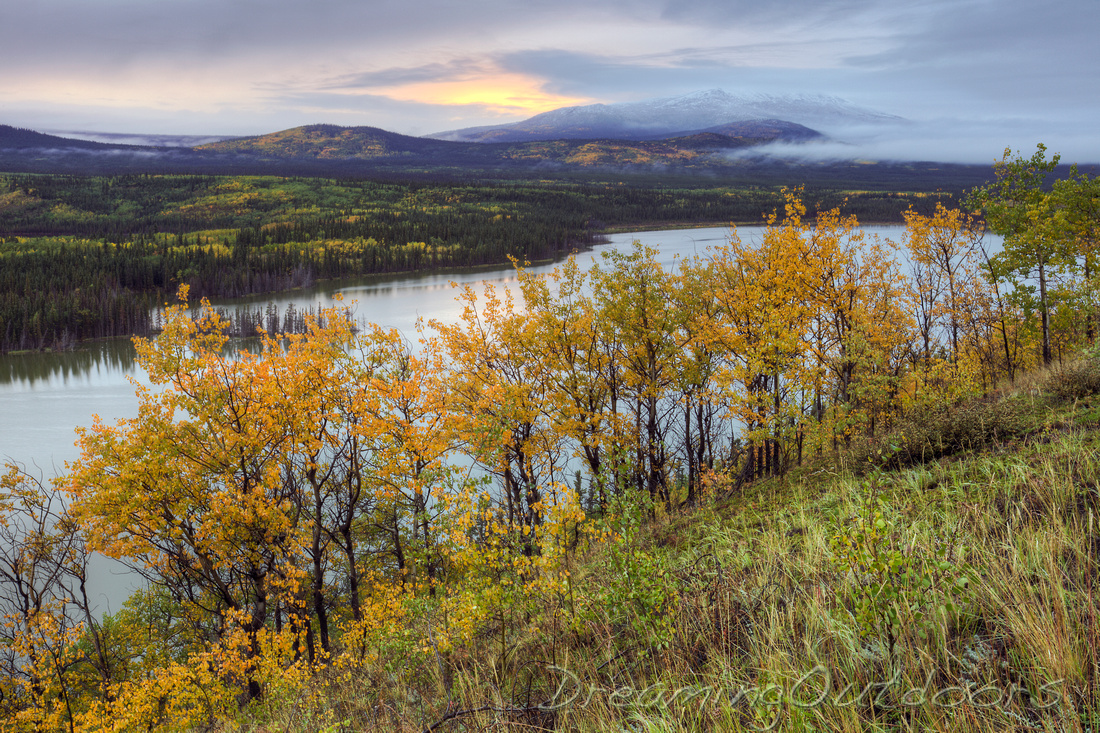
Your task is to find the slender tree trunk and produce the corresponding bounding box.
[392,507,406,589]
[581,441,605,511]
[1040,261,1052,365]
[1087,249,1096,341]
[773,367,782,476]
[341,529,361,622]
[685,398,695,506]
[309,473,330,654]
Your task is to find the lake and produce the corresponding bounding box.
[0,223,915,609]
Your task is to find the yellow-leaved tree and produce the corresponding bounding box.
[708,192,813,478]
[65,289,471,714]
[67,292,326,703]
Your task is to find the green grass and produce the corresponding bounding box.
[221,356,1100,733]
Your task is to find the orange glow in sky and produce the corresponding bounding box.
[369,74,594,116]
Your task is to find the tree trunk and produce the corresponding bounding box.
[1040,260,1052,365]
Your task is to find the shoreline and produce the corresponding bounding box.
[0,218,910,356]
[599,217,907,235]
[0,241,595,357]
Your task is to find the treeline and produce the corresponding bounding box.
[1,144,1098,727]
[0,240,156,351]
[1,174,230,237]
[1,173,958,239]
[0,173,963,352]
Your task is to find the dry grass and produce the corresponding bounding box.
[226,360,1100,733]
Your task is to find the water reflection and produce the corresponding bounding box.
[0,339,136,389]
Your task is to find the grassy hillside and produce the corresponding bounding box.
[232,354,1100,733]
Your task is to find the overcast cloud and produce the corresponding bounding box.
[3,0,1097,162]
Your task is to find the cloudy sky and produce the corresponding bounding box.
[3,0,1097,162]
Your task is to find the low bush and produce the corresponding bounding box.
[849,396,1031,472]
[1044,355,1100,402]
[830,478,973,656]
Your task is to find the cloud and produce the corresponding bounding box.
[313,58,596,117]
[724,116,1100,166]
[659,0,878,19]
[43,131,234,147]
[325,60,493,91]
[493,48,850,102]
[843,0,1100,114]
[0,0,1096,163]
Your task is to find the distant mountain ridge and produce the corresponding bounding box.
[0,119,1006,195]
[192,120,823,161]
[429,89,902,143]
[0,125,151,151]
[0,109,837,176]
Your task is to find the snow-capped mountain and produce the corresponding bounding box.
[428,89,904,143]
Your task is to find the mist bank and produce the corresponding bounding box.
[0,140,1001,190]
[735,117,1100,166]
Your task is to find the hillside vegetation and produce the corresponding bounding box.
[230,354,1097,733]
[193,122,821,169]
[0,121,815,177]
[1,145,1098,732]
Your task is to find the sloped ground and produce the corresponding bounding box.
[231,355,1100,733]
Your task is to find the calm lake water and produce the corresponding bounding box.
[0,224,914,608]
[0,225,753,467]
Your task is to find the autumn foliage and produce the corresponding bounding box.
[2,166,1098,730]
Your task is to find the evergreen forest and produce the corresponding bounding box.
[0,173,957,352]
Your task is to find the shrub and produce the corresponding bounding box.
[1044,356,1100,402]
[830,480,973,656]
[848,396,1030,472]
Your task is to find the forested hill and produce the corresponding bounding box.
[0,125,150,151]
[193,121,819,167]
[193,124,467,160]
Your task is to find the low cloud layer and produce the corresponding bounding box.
[735,117,1100,166]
